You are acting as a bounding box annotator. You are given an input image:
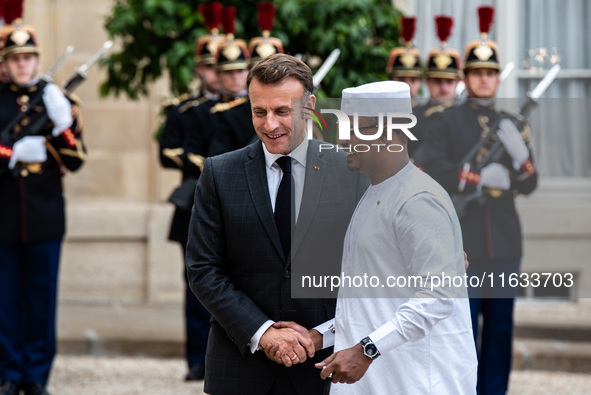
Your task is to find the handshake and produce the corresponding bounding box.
[258,321,322,367]
[258,321,373,384]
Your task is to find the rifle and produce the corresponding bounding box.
[63,40,113,93]
[3,41,112,146]
[0,45,73,145]
[452,64,561,219]
[1,41,112,178]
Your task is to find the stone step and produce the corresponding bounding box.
[56,301,591,373]
[514,339,591,373]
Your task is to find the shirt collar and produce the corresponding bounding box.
[202,89,220,101]
[221,89,248,100]
[262,136,309,170]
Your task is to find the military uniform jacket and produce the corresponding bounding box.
[205,94,256,158]
[409,98,456,167]
[173,93,255,246]
[422,100,537,260]
[0,81,86,243]
[159,93,217,245]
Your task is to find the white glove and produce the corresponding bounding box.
[497,119,529,170]
[43,83,73,137]
[479,163,510,190]
[8,136,47,169]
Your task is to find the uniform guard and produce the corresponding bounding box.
[196,5,255,158]
[424,15,462,100]
[411,15,462,165]
[0,14,86,395]
[386,16,422,99]
[421,7,538,395]
[158,0,223,382]
[248,2,284,67]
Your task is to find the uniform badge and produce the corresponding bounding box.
[12,30,31,46]
[434,53,453,70]
[400,53,417,69]
[222,45,241,62]
[474,44,493,61]
[255,42,276,60]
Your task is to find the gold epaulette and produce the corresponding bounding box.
[179,96,210,113]
[424,100,454,118]
[210,96,248,114]
[161,93,191,109]
[162,147,184,168]
[187,153,206,172]
[66,92,83,106]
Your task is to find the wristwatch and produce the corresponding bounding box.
[360,336,381,360]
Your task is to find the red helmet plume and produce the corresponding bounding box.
[5,0,24,25]
[257,2,275,32]
[435,15,453,43]
[221,6,236,36]
[199,2,222,33]
[401,17,416,44]
[478,6,494,35]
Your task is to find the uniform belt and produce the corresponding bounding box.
[482,187,511,198]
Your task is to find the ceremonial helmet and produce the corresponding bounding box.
[464,6,501,72]
[215,6,250,71]
[0,0,6,60]
[425,15,462,79]
[0,0,39,59]
[248,2,284,66]
[386,17,422,79]
[195,1,225,66]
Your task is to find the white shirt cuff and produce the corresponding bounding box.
[369,319,402,354]
[313,319,335,349]
[249,320,274,354]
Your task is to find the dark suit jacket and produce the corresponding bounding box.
[186,139,367,395]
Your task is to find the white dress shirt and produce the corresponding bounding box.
[249,137,309,353]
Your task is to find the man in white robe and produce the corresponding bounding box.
[312,82,478,394]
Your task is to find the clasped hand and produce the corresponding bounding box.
[259,321,321,366]
[315,344,372,384]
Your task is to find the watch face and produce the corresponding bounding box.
[364,343,377,357]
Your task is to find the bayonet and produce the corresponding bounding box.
[313,49,341,92]
[42,45,74,82]
[529,64,561,100]
[64,41,113,93]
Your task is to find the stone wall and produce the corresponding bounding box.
[23,0,184,304]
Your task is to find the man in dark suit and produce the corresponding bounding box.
[185,54,367,394]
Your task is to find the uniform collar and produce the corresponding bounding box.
[9,79,41,93]
[468,98,495,111]
[220,89,247,102]
[202,89,219,101]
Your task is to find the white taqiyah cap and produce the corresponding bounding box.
[341,81,413,116]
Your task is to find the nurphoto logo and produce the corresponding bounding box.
[304,107,418,153]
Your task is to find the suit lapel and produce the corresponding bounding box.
[245,143,285,259]
[292,140,326,257]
